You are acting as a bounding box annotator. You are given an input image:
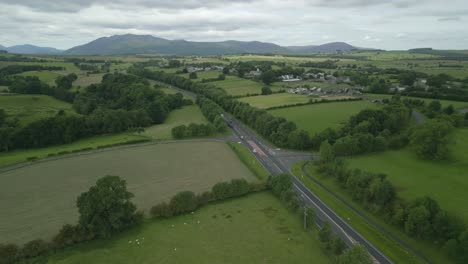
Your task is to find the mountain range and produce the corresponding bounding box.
[1,34,363,55]
[0,44,63,54]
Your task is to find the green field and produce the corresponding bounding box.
[211,76,265,96]
[269,101,378,135]
[0,94,76,125]
[364,93,468,110]
[293,162,451,264]
[347,128,468,221]
[181,70,223,80]
[141,105,208,139]
[0,133,149,166]
[0,141,257,244]
[239,93,310,109]
[45,192,330,264]
[15,71,63,84]
[73,73,104,87]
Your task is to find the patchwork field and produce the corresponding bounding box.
[141,105,209,139]
[0,141,257,244]
[268,100,378,135]
[347,128,468,221]
[0,94,76,125]
[239,93,310,109]
[45,192,331,264]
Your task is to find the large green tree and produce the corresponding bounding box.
[76,176,138,238]
[410,119,453,160]
[337,244,373,264]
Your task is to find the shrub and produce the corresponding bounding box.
[197,191,215,205]
[212,182,232,200]
[150,202,173,218]
[21,239,48,258]
[0,243,19,264]
[169,191,199,215]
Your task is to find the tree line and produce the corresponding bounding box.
[129,66,312,150]
[0,73,191,152]
[317,141,468,263]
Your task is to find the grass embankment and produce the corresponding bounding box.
[347,128,468,221]
[45,192,332,264]
[227,142,270,181]
[0,141,257,244]
[269,100,378,135]
[292,161,453,264]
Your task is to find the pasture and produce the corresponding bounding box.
[239,93,310,109]
[268,100,378,135]
[0,141,257,244]
[347,128,468,221]
[15,70,63,84]
[140,105,208,139]
[0,94,76,125]
[45,192,331,264]
[211,76,265,96]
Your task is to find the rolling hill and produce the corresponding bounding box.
[286,42,358,53]
[1,44,63,54]
[65,34,289,55]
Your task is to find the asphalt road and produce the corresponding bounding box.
[223,113,392,264]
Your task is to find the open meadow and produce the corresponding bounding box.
[141,105,209,139]
[45,192,331,264]
[211,76,266,96]
[239,93,310,109]
[0,94,76,125]
[268,100,378,135]
[0,141,257,244]
[347,128,468,221]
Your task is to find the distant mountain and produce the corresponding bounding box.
[0,44,5,50]
[286,42,358,53]
[66,34,289,55]
[5,44,63,54]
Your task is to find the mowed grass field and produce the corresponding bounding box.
[140,105,209,139]
[347,128,468,221]
[45,192,331,264]
[239,93,310,109]
[268,101,378,135]
[0,94,76,125]
[0,141,257,244]
[211,76,265,96]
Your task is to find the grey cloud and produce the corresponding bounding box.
[438,16,461,22]
[1,0,258,12]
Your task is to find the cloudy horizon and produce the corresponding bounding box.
[0,0,467,50]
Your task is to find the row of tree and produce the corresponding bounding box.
[129,67,312,150]
[317,142,468,263]
[171,123,216,139]
[0,109,151,151]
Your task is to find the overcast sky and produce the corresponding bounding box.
[0,0,467,50]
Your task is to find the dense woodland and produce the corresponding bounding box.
[0,73,190,152]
